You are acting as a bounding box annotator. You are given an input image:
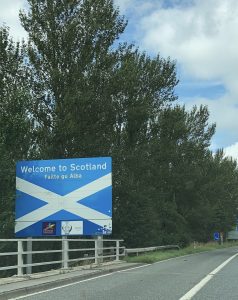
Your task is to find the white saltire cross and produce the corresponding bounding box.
[15,173,112,233]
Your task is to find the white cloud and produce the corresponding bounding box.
[140,0,238,82]
[0,0,27,41]
[130,0,238,157]
[224,142,238,161]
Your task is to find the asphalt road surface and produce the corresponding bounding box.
[11,246,238,300]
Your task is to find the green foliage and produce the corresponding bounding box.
[124,242,238,264]
[0,0,238,250]
[0,26,33,237]
[20,0,127,158]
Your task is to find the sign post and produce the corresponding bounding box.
[26,237,32,275]
[96,235,103,265]
[62,236,69,270]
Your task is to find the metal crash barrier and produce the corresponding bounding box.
[0,238,125,277]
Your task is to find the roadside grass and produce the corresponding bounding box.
[124,241,238,264]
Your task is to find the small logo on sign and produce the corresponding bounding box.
[42,222,56,235]
[62,222,73,235]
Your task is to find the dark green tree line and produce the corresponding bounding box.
[0,0,237,249]
[0,26,33,237]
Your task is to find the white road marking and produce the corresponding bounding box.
[117,263,152,272]
[179,252,238,300]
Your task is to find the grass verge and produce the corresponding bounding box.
[123,241,238,264]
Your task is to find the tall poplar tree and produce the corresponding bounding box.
[0,26,32,237]
[20,0,127,158]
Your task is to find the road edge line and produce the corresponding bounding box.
[179,252,238,300]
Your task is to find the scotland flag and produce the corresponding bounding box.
[15,157,112,237]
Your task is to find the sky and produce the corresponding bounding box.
[0,0,238,160]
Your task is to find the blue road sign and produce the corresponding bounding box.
[15,157,112,237]
[214,232,220,241]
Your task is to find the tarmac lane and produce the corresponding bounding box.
[3,247,238,300]
[192,251,238,300]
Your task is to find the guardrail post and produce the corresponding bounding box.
[17,240,24,276]
[116,240,120,261]
[95,236,103,265]
[98,236,103,264]
[62,237,69,270]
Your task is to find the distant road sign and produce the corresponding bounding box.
[15,157,112,237]
[214,232,220,241]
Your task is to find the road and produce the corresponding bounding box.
[12,246,238,300]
